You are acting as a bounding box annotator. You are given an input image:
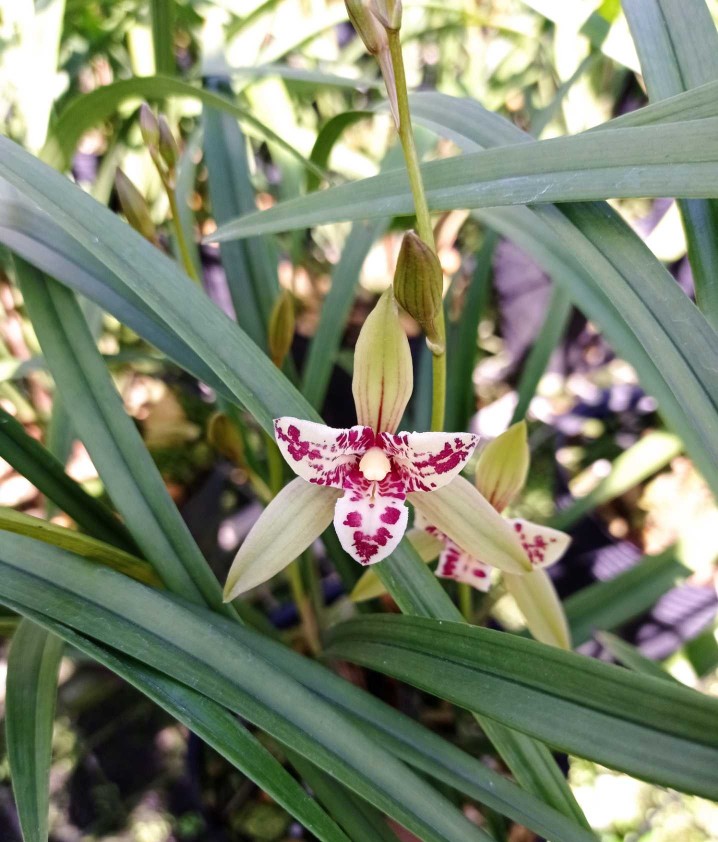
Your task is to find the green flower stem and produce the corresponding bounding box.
[387,29,446,432]
[166,185,201,285]
[458,582,472,621]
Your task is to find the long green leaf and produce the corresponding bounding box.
[203,96,278,337]
[151,0,175,76]
[510,286,572,424]
[0,507,158,586]
[16,259,223,609]
[12,607,351,842]
[41,76,324,179]
[0,533,492,842]
[5,620,64,842]
[597,632,679,683]
[0,404,135,551]
[209,117,718,239]
[407,94,718,499]
[375,541,590,828]
[0,137,318,435]
[325,615,718,797]
[623,0,718,326]
[565,548,689,647]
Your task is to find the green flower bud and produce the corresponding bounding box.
[371,0,402,30]
[393,231,444,354]
[207,412,245,467]
[352,289,413,433]
[158,115,179,170]
[474,421,530,513]
[345,0,387,54]
[114,169,157,243]
[139,103,159,148]
[268,290,296,369]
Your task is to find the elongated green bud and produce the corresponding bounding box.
[345,0,387,53]
[371,0,402,30]
[393,231,444,354]
[268,290,296,368]
[115,169,156,243]
[139,103,159,148]
[474,421,530,513]
[352,289,413,434]
[207,412,246,467]
[345,0,399,125]
[158,116,179,169]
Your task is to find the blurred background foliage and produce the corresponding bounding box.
[0,0,718,840]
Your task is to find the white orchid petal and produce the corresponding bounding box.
[435,540,492,592]
[224,479,340,601]
[334,483,408,566]
[351,527,441,603]
[274,417,373,487]
[381,430,479,492]
[503,570,571,650]
[409,475,531,574]
[510,519,571,569]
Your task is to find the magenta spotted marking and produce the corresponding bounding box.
[381,507,401,524]
[514,521,557,566]
[343,511,362,527]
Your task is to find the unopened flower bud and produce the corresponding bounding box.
[139,103,160,148]
[158,116,179,170]
[474,421,530,513]
[345,0,387,54]
[115,169,156,243]
[394,231,444,354]
[344,0,399,126]
[268,290,295,368]
[371,0,402,30]
[207,412,245,467]
[353,289,412,434]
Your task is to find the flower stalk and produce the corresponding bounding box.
[386,28,447,430]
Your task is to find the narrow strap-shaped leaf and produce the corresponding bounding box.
[597,632,680,683]
[15,259,224,610]
[623,0,718,327]
[0,404,135,551]
[0,507,159,586]
[445,233,496,432]
[375,540,590,829]
[565,548,689,647]
[289,753,404,842]
[203,88,279,336]
[6,619,64,842]
[41,76,324,180]
[510,285,572,424]
[0,137,318,435]
[208,117,718,240]
[203,103,270,346]
[151,0,175,76]
[12,607,351,842]
[325,615,718,797]
[0,533,492,842]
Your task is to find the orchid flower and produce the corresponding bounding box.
[224,292,533,601]
[352,421,572,648]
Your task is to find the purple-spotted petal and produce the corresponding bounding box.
[334,469,408,565]
[274,417,374,488]
[435,540,492,592]
[381,431,479,492]
[510,519,571,570]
